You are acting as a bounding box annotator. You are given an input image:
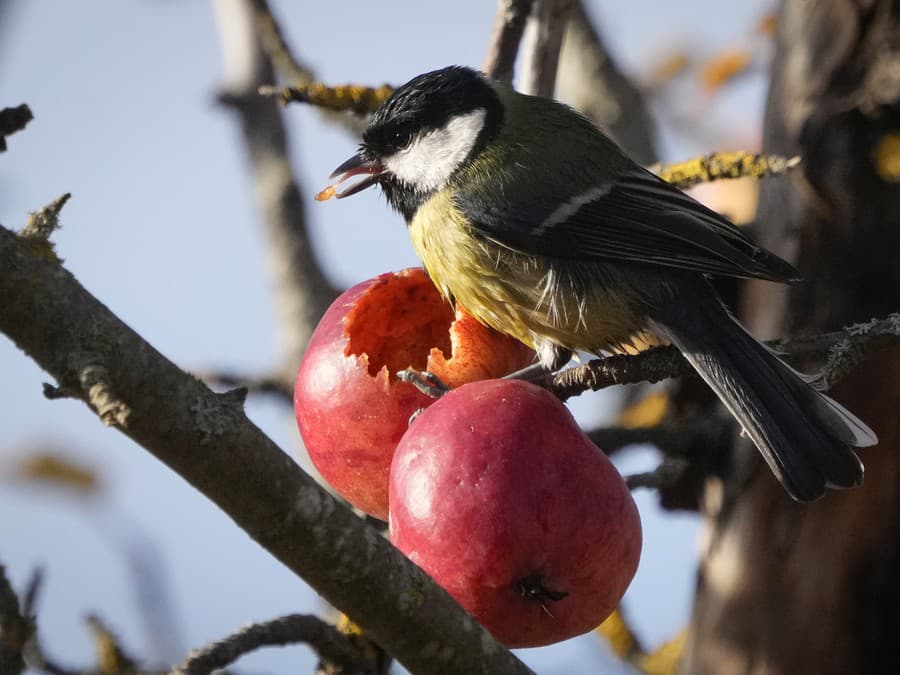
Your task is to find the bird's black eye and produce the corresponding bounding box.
[390,124,416,150]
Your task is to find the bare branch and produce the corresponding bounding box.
[85,614,138,674]
[520,0,575,97]
[258,82,394,116]
[21,193,71,241]
[625,457,691,491]
[482,0,534,82]
[551,314,900,400]
[248,0,312,85]
[214,0,339,386]
[587,415,731,458]
[555,1,657,163]
[201,369,293,404]
[172,614,376,675]
[0,222,532,674]
[0,564,27,675]
[0,104,33,152]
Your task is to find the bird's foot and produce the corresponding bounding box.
[396,368,451,399]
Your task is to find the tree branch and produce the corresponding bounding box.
[520,0,575,97]
[482,0,534,82]
[248,0,312,86]
[171,614,377,675]
[555,1,657,163]
[0,223,532,675]
[200,369,293,403]
[550,313,900,400]
[0,564,27,675]
[0,104,33,152]
[214,0,339,387]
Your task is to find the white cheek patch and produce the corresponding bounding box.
[383,108,486,193]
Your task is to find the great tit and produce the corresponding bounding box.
[324,65,876,501]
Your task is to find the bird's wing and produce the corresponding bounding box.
[455,166,800,283]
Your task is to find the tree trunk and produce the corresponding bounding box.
[684,1,900,673]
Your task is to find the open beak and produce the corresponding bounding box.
[326,152,385,199]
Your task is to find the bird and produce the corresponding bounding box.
[320,64,876,501]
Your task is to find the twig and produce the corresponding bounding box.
[555,1,657,163]
[0,104,33,152]
[520,0,575,97]
[201,370,293,404]
[172,614,376,675]
[214,0,340,386]
[625,458,691,491]
[482,0,535,82]
[775,314,900,390]
[86,614,138,674]
[650,151,800,190]
[0,564,27,675]
[248,0,312,85]
[0,221,532,674]
[258,82,394,116]
[21,193,71,241]
[588,415,731,458]
[551,313,900,400]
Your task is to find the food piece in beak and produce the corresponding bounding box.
[315,185,336,202]
[317,153,384,201]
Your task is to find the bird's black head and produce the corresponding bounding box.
[326,66,504,221]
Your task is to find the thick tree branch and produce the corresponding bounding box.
[172,614,375,675]
[0,224,532,675]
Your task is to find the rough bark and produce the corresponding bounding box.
[684,1,900,673]
[213,0,338,387]
[0,225,532,675]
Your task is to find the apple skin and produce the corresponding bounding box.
[389,379,642,648]
[294,269,534,520]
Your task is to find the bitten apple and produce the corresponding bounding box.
[389,379,642,648]
[294,269,534,520]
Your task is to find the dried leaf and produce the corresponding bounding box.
[13,453,100,494]
[699,50,752,92]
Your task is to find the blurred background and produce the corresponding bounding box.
[0,1,774,672]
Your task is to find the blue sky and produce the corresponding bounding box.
[0,1,770,672]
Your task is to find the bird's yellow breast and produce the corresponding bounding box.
[408,190,644,354]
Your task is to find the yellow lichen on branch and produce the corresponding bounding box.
[635,629,687,675]
[596,608,642,660]
[596,607,685,675]
[652,152,800,190]
[259,82,395,116]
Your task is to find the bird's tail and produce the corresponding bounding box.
[652,285,876,501]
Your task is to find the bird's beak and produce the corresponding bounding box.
[324,152,385,199]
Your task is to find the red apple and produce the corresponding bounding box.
[294,268,534,520]
[389,379,642,648]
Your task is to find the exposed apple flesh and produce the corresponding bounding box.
[294,268,534,520]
